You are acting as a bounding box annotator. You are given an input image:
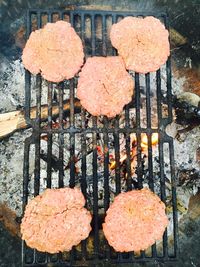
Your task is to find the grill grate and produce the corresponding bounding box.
[22,9,178,266]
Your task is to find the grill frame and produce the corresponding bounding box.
[22,9,179,266]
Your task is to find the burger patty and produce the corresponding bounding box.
[103,188,169,252]
[77,56,134,118]
[21,188,92,253]
[22,20,84,82]
[110,16,170,73]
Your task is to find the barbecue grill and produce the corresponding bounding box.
[22,9,178,266]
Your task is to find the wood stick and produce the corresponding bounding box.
[0,99,81,139]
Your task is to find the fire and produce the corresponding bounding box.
[140,133,159,149]
[130,133,159,150]
[109,133,159,172]
[109,154,128,170]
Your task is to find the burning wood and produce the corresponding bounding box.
[0,98,81,139]
[174,92,200,126]
[109,133,159,176]
[140,133,159,148]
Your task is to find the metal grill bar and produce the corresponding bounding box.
[22,9,178,266]
[164,15,173,125]
[102,15,106,56]
[102,17,110,213]
[136,138,143,190]
[135,73,141,129]
[81,13,85,45]
[80,14,87,200]
[35,77,41,122]
[24,10,31,124]
[25,71,31,123]
[169,140,178,258]
[125,86,132,191]
[103,119,111,261]
[92,129,99,258]
[135,73,143,190]
[23,138,31,208]
[81,110,87,198]
[69,79,76,189]
[166,59,173,123]
[33,15,42,197]
[91,15,96,55]
[156,69,168,257]
[125,133,132,190]
[112,15,117,56]
[29,127,161,134]
[27,9,168,16]
[46,82,53,188]
[80,108,88,259]
[103,118,110,211]
[34,75,41,196]
[69,14,76,190]
[114,127,121,195]
[90,13,99,259]
[80,14,88,260]
[112,14,120,196]
[145,73,154,192]
[145,73,158,258]
[145,74,151,129]
[58,83,64,188]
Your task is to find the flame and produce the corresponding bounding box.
[110,153,129,170]
[141,133,159,149]
[109,133,159,171]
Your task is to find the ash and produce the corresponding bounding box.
[0,57,25,112]
[0,58,199,242]
[0,130,32,216]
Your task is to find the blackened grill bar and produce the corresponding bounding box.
[22,9,178,266]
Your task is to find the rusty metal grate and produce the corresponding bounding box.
[22,9,178,266]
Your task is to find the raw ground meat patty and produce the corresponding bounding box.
[22,20,84,82]
[103,188,169,252]
[77,56,134,117]
[110,16,170,73]
[21,188,92,253]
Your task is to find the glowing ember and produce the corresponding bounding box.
[109,133,159,176]
[141,133,159,148]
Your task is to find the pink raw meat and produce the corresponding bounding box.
[21,188,92,253]
[77,56,134,118]
[110,16,170,73]
[22,20,84,82]
[103,188,169,252]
